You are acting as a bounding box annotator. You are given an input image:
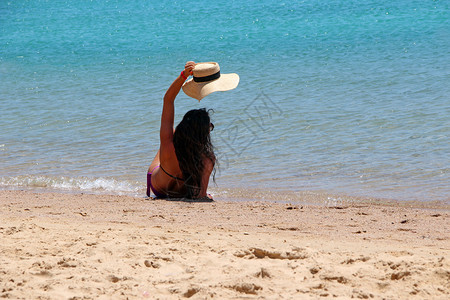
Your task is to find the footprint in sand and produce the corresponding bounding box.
[182,287,200,298]
[320,275,348,284]
[57,257,78,268]
[352,289,374,298]
[235,248,308,260]
[144,260,161,268]
[3,226,22,235]
[107,275,123,283]
[230,283,262,295]
[341,256,370,264]
[390,271,411,280]
[31,270,53,277]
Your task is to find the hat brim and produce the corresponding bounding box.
[182,73,239,101]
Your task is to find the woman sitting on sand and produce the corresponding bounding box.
[146,61,216,200]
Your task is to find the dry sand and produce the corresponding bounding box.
[0,190,448,299]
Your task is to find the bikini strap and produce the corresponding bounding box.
[160,165,184,181]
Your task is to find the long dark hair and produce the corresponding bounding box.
[173,108,216,198]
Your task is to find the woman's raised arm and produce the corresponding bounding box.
[160,61,196,144]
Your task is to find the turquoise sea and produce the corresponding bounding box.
[1,0,449,204]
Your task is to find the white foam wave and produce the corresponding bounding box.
[0,175,143,196]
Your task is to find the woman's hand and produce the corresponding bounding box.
[183,61,196,78]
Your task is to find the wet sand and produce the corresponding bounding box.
[0,190,448,299]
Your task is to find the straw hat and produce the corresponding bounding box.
[182,62,239,101]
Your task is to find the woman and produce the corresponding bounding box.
[147,61,216,200]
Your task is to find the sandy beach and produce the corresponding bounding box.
[0,190,448,299]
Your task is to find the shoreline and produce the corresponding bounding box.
[1,190,449,299]
[2,185,449,210]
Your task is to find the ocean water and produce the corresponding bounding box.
[1,0,449,204]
